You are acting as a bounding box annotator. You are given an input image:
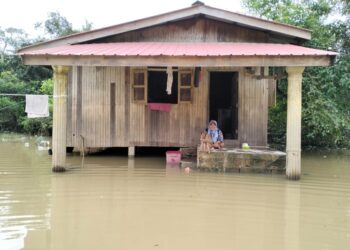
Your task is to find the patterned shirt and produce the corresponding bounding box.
[207,128,224,143]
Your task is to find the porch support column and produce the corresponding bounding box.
[286,66,305,180]
[128,146,135,157]
[52,65,70,172]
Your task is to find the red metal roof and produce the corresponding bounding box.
[19,42,338,57]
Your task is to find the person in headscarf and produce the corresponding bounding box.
[200,120,224,149]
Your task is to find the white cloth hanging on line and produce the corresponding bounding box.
[25,95,49,118]
[166,66,173,95]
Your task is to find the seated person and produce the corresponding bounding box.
[200,120,224,150]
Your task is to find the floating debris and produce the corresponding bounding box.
[37,140,50,151]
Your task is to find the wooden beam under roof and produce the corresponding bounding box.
[22,54,333,67]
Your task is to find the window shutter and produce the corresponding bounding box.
[178,70,193,103]
[132,69,147,103]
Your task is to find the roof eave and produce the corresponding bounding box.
[20,54,335,67]
[18,4,311,54]
[18,5,202,53]
[200,6,311,40]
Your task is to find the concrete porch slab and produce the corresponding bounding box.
[197,148,286,173]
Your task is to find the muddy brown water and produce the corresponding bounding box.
[0,134,350,250]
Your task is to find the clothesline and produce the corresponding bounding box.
[0,94,67,98]
[0,93,50,96]
[0,94,50,118]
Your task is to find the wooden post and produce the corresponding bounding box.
[286,66,305,180]
[52,66,70,172]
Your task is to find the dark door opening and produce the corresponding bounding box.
[209,72,238,139]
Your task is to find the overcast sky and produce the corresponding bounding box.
[0,0,245,37]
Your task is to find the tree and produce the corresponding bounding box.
[35,11,74,38]
[0,12,94,135]
[242,0,350,148]
[0,27,28,62]
[35,11,93,38]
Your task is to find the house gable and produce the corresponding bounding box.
[18,3,311,53]
[86,16,300,44]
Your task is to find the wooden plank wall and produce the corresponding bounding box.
[238,68,269,146]
[66,66,268,148]
[67,66,125,148]
[91,17,296,44]
[129,68,209,147]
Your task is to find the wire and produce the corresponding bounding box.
[0,94,53,97]
[0,94,27,96]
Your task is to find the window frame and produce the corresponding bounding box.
[178,69,194,103]
[131,68,147,103]
[131,68,194,104]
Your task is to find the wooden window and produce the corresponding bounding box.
[178,70,193,103]
[132,69,147,102]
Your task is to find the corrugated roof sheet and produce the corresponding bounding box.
[19,42,338,57]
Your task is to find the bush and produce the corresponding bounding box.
[0,62,53,135]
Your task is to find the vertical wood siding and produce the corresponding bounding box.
[67,66,268,148]
[64,15,280,149]
[90,17,296,44]
[128,68,209,147]
[67,66,125,148]
[238,68,268,146]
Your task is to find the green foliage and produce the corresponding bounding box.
[0,70,27,94]
[80,20,93,32]
[0,96,23,131]
[302,66,350,148]
[244,0,350,149]
[0,27,28,62]
[0,55,52,82]
[0,11,92,136]
[19,78,53,136]
[19,116,52,135]
[0,69,52,135]
[40,79,53,95]
[268,78,287,147]
[35,11,93,39]
[35,12,74,38]
[0,53,52,136]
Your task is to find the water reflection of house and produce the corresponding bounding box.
[18,2,337,179]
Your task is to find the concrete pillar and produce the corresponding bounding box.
[52,66,70,172]
[286,66,305,180]
[284,182,301,249]
[128,146,135,157]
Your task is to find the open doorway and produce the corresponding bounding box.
[209,72,238,139]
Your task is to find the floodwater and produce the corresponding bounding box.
[0,134,350,250]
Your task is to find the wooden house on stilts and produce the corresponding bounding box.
[18,2,337,179]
